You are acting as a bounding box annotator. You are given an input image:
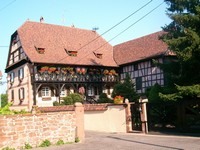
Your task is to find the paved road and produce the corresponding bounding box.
[33,131,200,150]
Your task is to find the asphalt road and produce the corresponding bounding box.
[33,131,200,150]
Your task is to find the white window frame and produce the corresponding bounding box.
[10,72,15,83]
[60,88,66,97]
[41,87,50,97]
[18,67,24,80]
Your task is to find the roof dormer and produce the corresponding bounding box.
[35,46,45,54]
[93,52,103,59]
[65,49,78,57]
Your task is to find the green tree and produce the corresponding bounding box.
[160,0,200,101]
[112,73,138,102]
[1,94,8,108]
[98,93,113,103]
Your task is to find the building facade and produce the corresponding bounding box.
[5,21,174,111]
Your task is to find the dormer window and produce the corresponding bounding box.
[65,49,77,57]
[35,46,45,54]
[93,52,103,59]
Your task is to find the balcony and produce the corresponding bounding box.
[34,66,119,83]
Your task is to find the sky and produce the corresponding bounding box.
[0,0,171,94]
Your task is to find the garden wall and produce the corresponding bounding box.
[84,104,129,133]
[0,103,84,150]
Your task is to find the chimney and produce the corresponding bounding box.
[40,16,44,23]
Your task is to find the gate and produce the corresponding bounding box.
[129,98,148,133]
[131,103,142,131]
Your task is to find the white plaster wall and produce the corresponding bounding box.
[36,97,57,107]
[84,105,126,133]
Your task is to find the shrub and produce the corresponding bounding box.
[75,137,80,143]
[53,101,61,106]
[0,103,29,115]
[98,93,113,103]
[56,139,65,145]
[39,139,51,147]
[62,93,83,105]
[24,143,32,149]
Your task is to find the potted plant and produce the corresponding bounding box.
[113,95,124,104]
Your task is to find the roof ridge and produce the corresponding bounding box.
[18,20,97,34]
[114,30,164,47]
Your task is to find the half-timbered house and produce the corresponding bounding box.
[5,20,175,111]
[114,31,175,93]
[5,21,119,110]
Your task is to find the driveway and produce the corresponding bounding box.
[33,131,200,150]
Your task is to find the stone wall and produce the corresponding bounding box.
[0,103,85,150]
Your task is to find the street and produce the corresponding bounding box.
[33,131,200,150]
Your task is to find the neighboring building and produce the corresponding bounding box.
[114,31,175,93]
[5,20,174,111]
[0,70,2,79]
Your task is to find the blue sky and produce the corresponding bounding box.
[0,0,171,93]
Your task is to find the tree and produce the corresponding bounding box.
[1,94,8,108]
[112,73,138,102]
[160,0,200,101]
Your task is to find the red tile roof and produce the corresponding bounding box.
[113,31,169,65]
[17,21,118,67]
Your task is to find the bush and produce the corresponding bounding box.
[98,93,113,103]
[0,103,29,115]
[53,101,61,106]
[56,139,65,145]
[62,93,83,105]
[24,143,32,149]
[39,139,51,147]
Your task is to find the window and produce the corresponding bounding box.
[18,88,25,100]
[88,86,94,96]
[41,87,50,97]
[93,52,103,59]
[18,68,24,80]
[35,46,45,54]
[136,77,142,90]
[10,72,15,83]
[65,49,78,56]
[60,88,66,97]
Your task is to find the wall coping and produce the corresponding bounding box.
[37,103,127,113]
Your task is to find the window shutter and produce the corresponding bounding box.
[22,68,24,78]
[18,69,20,80]
[18,89,20,99]
[11,90,14,100]
[22,88,24,99]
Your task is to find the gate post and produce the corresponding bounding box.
[125,99,132,133]
[74,102,85,141]
[139,98,148,134]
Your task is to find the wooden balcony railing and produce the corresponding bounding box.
[34,72,119,83]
